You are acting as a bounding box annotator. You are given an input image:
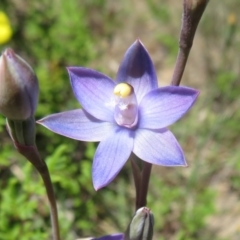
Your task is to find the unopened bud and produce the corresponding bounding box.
[185,0,209,11]
[127,207,154,240]
[180,0,209,49]
[0,48,39,120]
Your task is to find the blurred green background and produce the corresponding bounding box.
[0,0,240,239]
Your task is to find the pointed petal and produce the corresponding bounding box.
[138,86,199,129]
[92,127,134,190]
[68,67,116,122]
[37,109,114,142]
[133,128,186,166]
[116,40,158,102]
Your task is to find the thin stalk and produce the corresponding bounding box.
[171,0,209,86]
[171,47,190,86]
[38,162,61,240]
[130,156,141,210]
[137,162,152,210]
[14,142,61,240]
[6,117,60,239]
[130,154,152,210]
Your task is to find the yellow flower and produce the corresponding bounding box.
[0,11,12,44]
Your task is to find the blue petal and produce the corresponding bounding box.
[133,128,187,166]
[37,109,114,142]
[92,127,134,190]
[138,86,199,129]
[68,67,116,122]
[116,40,158,102]
[95,233,124,240]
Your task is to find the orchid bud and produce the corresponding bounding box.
[126,207,154,240]
[184,0,209,11]
[0,48,39,146]
[180,0,209,49]
[0,48,39,120]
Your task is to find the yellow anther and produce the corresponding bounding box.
[113,83,133,98]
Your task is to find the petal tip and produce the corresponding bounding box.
[66,66,71,72]
[182,161,188,167]
[196,90,200,97]
[135,38,143,45]
[116,39,158,98]
[93,182,104,191]
[194,89,200,97]
[67,66,79,75]
[36,118,43,125]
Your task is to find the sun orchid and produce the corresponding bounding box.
[38,40,199,190]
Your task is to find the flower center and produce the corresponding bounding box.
[113,83,138,128]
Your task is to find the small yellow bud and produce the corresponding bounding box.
[113,83,133,98]
[0,11,12,44]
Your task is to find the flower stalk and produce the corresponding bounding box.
[10,140,61,240]
[130,155,152,210]
[138,162,152,210]
[171,0,209,86]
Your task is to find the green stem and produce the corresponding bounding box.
[14,142,61,240]
[38,161,61,240]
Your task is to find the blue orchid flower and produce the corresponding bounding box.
[38,40,199,190]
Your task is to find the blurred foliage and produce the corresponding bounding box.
[0,0,240,240]
[147,0,179,63]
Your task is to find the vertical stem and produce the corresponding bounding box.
[137,162,152,209]
[130,156,152,210]
[14,142,61,240]
[130,157,141,210]
[171,47,191,86]
[171,0,209,86]
[39,163,61,240]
